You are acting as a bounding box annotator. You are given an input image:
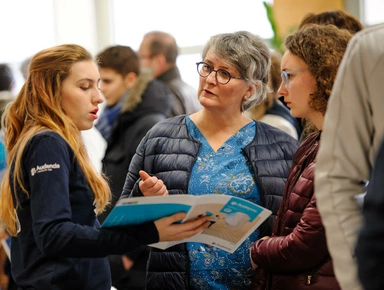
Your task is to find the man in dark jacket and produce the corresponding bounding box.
[138,31,201,117]
[96,45,173,290]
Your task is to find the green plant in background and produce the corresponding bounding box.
[263,1,284,54]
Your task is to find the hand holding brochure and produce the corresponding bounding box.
[101,194,272,253]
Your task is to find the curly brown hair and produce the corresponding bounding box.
[285,24,352,114]
[299,10,363,35]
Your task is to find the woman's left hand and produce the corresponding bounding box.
[249,236,270,269]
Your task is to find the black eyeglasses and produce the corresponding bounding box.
[196,62,246,85]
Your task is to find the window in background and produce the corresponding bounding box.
[0,0,55,93]
[362,0,384,26]
[111,0,274,90]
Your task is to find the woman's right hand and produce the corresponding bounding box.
[154,212,210,242]
[139,170,168,196]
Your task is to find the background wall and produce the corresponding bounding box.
[274,0,344,41]
[0,0,383,94]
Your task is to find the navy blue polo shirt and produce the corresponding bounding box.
[10,131,158,289]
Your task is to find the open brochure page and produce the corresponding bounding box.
[101,195,198,227]
[101,194,272,253]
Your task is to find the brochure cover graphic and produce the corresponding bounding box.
[102,194,272,253]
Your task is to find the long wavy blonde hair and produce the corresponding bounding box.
[0,44,111,236]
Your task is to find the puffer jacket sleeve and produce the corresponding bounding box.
[251,163,329,273]
[248,122,299,237]
[120,134,147,198]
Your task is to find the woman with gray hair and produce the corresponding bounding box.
[121,31,298,289]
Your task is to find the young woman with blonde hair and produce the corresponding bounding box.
[0,44,208,290]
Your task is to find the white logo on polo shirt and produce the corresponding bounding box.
[31,163,61,176]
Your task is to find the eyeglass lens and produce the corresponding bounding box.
[197,62,231,84]
[281,71,289,88]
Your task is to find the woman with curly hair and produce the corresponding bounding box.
[299,9,363,34]
[0,44,209,290]
[249,24,352,290]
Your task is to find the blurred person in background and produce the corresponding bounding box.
[138,31,201,117]
[0,63,16,290]
[96,45,173,290]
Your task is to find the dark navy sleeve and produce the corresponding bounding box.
[356,140,384,290]
[23,133,158,258]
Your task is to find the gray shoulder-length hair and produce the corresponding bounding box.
[201,31,271,112]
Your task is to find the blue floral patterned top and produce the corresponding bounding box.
[186,116,261,290]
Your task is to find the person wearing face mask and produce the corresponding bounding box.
[120,31,299,290]
[249,24,352,290]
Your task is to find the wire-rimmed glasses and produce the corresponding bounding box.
[281,69,309,88]
[196,62,245,85]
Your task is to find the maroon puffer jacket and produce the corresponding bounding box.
[250,131,340,290]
